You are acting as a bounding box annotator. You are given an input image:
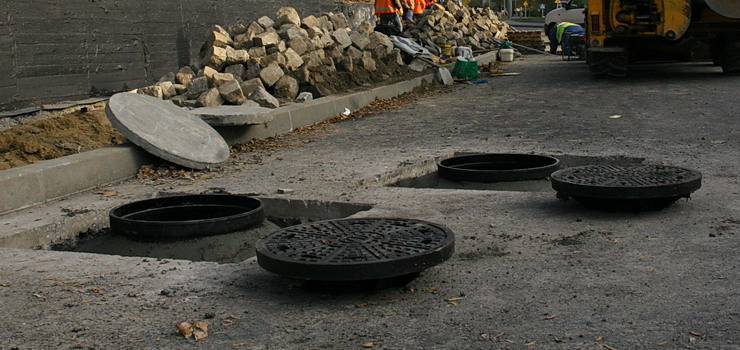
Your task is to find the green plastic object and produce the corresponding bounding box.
[500,40,512,49]
[452,60,479,80]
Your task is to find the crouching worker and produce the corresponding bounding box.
[549,22,585,54]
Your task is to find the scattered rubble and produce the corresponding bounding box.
[403,2,513,51]
[135,5,514,110]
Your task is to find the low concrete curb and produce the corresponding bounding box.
[0,52,497,215]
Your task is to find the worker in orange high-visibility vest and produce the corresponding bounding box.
[413,0,425,16]
[375,0,404,33]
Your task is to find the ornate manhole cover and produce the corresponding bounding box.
[551,164,702,211]
[256,218,455,281]
[437,153,560,182]
[110,194,263,240]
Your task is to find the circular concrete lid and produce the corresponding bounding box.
[105,93,229,169]
[190,105,274,126]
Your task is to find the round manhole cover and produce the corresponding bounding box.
[437,154,560,182]
[105,93,230,169]
[256,218,455,281]
[110,194,263,240]
[551,164,702,211]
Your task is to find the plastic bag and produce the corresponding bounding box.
[452,60,479,80]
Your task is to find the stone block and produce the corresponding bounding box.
[226,48,250,65]
[248,86,280,109]
[240,78,265,96]
[212,73,237,88]
[158,72,176,84]
[331,29,352,49]
[292,66,311,84]
[202,46,228,70]
[350,30,370,50]
[228,23,247,36]
[392,48,405,66]
[266,40,286,54]
[206,30,233,48]
[278,24,307,42]
[273,75,299,100]
[327,12,349,30]
[224,64,247,81]
[170,95,199,108]
[321,57,336,72]
[202,66,218,84]
[288,37,309,56]
[320,29,335,47]
[173,84,188,95]
[248,46,267,59]
[157,81,177,99]
[253,29,280,47]
[176,66,195,85]
[218,79,246,105]
[197,88,224,107]
[318,15,334,31]
[296,92,313,103]
[259,62,285,87]
[256,16,274,30]
[336,56,354,72]
[245,63,262,80]
[360,57,377,72]
[356,21,373,33]
[275,7,301,28]
[346,46,363,61]
[302,15,321,29]
[138,85,163,99]
[304,25,323,39]
[186,76,209,98]
[283,48,304,71]
[262,52,287,68]
[301,51,323,68]
[233,33,254,50]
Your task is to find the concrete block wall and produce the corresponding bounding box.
[0,0,374,109]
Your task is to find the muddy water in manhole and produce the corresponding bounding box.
[63,220,282,264]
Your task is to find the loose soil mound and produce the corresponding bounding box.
[0,106,125,170]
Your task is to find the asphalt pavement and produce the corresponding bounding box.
[0,54,738,349]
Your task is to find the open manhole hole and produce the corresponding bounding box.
[437,153,560,182]
[551,164,702,211]
[256,218,455,289]
[110,194,264,239]
[53,197,372,264]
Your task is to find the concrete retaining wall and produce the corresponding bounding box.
[0,0,374,109]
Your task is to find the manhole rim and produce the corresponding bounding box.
[255,217,455,281]
[109,194,264,239]
[436,153,560,182]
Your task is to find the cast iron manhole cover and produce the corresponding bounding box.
[256,218,455,281]
[110,194,263,240]
[437,153,560,182]
[551,164,702,211]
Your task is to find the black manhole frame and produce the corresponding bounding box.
[436,153,560,182]
[109,194,264,240]
[255,217,455,281]
[550,164,703,199]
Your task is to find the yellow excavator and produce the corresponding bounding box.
[585,0,740,76]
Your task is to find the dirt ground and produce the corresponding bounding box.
[0,104,125,170]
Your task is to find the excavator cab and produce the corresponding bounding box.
[585,0,740,76]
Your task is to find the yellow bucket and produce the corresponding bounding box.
[440,43,453,56]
